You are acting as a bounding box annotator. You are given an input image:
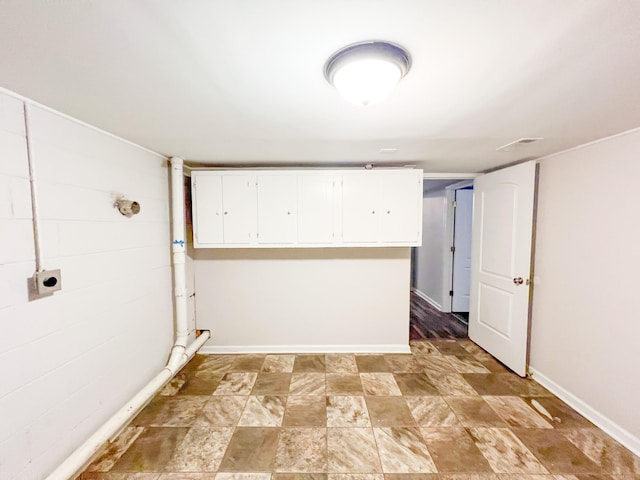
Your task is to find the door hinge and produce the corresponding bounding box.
[452,201,457,208]
[450,246,455,253]
[449,290,454,296]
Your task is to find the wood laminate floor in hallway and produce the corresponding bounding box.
[80,339,640,479]
[410,291,468,340]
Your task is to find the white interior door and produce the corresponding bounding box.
[469,161,536,377]
[452,188,473,312]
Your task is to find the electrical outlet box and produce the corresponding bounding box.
[33,269,62,295]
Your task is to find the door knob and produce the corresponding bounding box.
[513,277,524,285]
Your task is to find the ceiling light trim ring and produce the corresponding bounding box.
[324,40,412,84]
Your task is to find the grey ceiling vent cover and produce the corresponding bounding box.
[496,137,543,152]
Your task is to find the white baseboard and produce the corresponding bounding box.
[199,344,411,354]
[411,288,442,311]
[529,367,640,457]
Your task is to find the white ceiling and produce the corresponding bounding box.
[1,1,640,172]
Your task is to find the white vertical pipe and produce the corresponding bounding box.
[45,156,211,480]
[167,156,189,370]
[23,102,44,272]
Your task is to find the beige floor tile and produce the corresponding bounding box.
[360,373,402,396]
[85,426,144,472]
[483,396,552,429]
[194,396,247,427]
[327,428,382,473]
[132,396,208,427]
[562,428,640,476]
[289,373,326,395]
[373,427,437,473]
[262,355,296,373]
[213,373,258,396]
[446,355,492,374]
[405,396,460,427]
[327,396,371,427]
[383,355,424,373]
[229,355,266,372]
[275,428,327,472]
[426,372,478,396]
[326,354,358,374]
[238,395,286,427]
[164,427,234,472]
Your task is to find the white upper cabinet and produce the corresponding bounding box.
[221,175,256,244]
[192,174,224,245]
[257,175,297,244]
[298,175,336,244]
[341,174,380,243]
[191,169,422,248]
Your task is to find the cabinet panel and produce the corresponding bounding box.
[341,174,379,243]
[222,175,256,244]
[379,173,422,243]
[298,175,335,244]
[193,174,223,244]
[257,175,297,244]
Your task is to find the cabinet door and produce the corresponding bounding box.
[222,175,256,244]
[298,175,335,244]
[193,174,223,245]
[341,174,379,243]
[257,175,297,244]
[379,172,422,243]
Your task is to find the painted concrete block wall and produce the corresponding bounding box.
[414,190,447,308]
[530,128,640,452]
[0,91,174,479]
[194,248,411,352]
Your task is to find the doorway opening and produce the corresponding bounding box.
[410,178,475,339]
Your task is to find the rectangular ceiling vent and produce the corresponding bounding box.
[496,137,543,152]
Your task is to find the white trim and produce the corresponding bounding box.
[529,367,640,457]
[199,344,411,354]
[538,125,640,163]
[423,173,479,179]
[0,86,167,160]
[411,288,442,311]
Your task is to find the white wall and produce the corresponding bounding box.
[0,91,174,479]
[530,128,640,452]
[194,248,411,352]
[414,190,447,308]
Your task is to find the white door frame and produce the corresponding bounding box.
[441,179,475,312]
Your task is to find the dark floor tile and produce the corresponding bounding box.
[228,354,266,372]
[272,474,327,480]
[326,374,363,395]
[393,373,439,395]
[432,340,472,356]
[293,355,326,373]
[251,373,292,395]
[445,396,507,428]
[176,372,223,395]
[356,355,392,372]
[384,354,424,373]
[218,427,279,472]
[85,427,145,472]
[463,373,552,397]
[521,397,597,429]
[512,428,605,474]
[420,427,494,473]
[132,396,208,427]
[365,396,416,427]
[111,427,189,472]
[283,396,326,427]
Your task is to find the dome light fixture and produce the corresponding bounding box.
[324,41,412,106]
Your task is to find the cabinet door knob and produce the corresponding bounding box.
[287,211,291,215]
[387,210,391,214]
[224,211,228,215]
[372,210,376,214]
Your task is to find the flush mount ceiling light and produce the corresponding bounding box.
[324,41,411,106]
